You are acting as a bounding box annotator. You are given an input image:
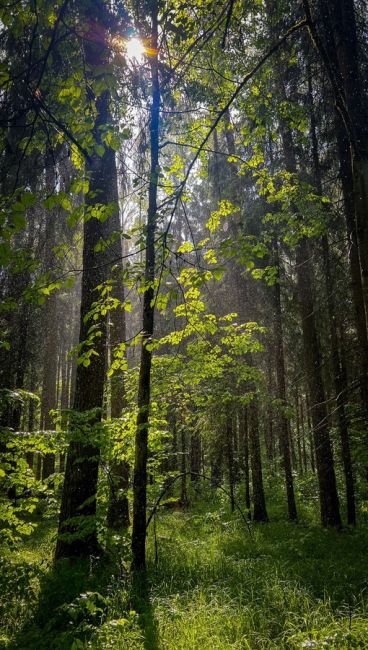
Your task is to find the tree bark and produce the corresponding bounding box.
[226,412,235,512]
[180,425,187,503]
[190,430,201,482]
[273,242,297,520]
[239,406,251,514]
[55,8,119,558]
[106,142,130,531]
[308,74,356,524]
[131,1,160,570]
[335,117,368,412]
[296,238,341,527]
[279,117,341,527]
[248,398,268,522]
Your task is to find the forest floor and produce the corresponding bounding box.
[1,488,368,649]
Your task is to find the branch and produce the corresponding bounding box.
[33,0,71,92]
[162,17,308,239]
[32,94,92,162]
[222,0,235,49]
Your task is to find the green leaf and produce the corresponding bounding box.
[177,241,194,254]
[212,268,225,281]
[95,144,105,157]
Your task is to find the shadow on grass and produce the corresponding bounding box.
[7,553,115,650]
[145,509,368,613]
[130,571,160,650]
[216,519,368,605]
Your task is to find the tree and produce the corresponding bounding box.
[131,0,160,571]
[56,1,123,558]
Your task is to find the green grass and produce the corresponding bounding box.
[1,495,368,649]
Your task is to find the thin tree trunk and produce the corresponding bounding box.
[41,289,57,482]
[273,242,297,519]
[211,446,222,488]
[296,237,341,527]
[240,406,251,514]
[226,412,235,512]
[248,398,268,522]
[131,2,160,570]
[180,426,187,503]
[265,355,275,463]
[295,391,304,476]
[26,361,36,471]
[190,430,201,482]
[106,148,130,531]
[305,392,316,473]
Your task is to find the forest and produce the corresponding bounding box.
[1,0,368,647]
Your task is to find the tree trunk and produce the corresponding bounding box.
[248,398,268,522]
[265,355,276,463]
[106,143,130,531]
[296,238,341,527]
[239,406,251,514]
[55,9,119,558]
[308,74,356,524]
[335,117,368,412]
[131,1,160,570]
[317,0,368,316]
[278,110,341,527]
[41,289,57,481]
[190,430,201,482]
[226,412,235,512]
[180,426,187,503]
[273,242,297,520]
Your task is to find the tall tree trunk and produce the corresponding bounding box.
[308,75,356,524]
[106,150,130,531]
[296,238,341,527]
[41,290,57,481]
[335,117,368,412]
[320,0,368,314]
[131,2,160,570]
[279,119,341,527]
[55,8,119,558]
[273,242,297,520]
[59,341,69,473]
[305,0,368,322]
[222,108,268,519]
[322,233,356,525]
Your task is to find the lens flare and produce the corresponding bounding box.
[126,37,145,63]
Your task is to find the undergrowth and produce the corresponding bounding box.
[1,490,367,649]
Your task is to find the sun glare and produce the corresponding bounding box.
[126,37,145,63]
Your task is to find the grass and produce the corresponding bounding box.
[1,490,368,649]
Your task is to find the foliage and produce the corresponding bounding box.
[1,496,368,648]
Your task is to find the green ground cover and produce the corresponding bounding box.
[1,493,368,649]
